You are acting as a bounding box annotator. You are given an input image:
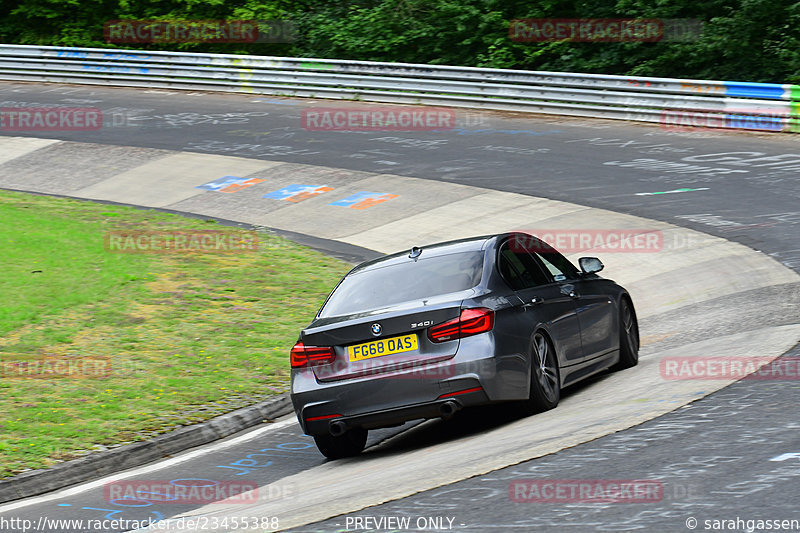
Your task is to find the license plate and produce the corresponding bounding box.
[348,334,418,362]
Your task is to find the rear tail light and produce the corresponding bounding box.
[428,308,494,343]
[290,342,335,368]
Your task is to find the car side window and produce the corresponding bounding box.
[529,240,580,282]
[497,240,551,290]
[536,253,570,282]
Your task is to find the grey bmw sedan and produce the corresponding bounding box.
[290,232,639,459]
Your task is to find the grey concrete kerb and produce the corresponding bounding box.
[0,394,292,504]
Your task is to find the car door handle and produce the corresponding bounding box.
[568,291,579,299]
[523,296,544,307]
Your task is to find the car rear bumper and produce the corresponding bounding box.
[301,386,488,435]
[291,334,527,435]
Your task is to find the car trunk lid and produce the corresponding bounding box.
[302,300,462,382]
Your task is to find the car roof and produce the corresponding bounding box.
[348,234,499,276]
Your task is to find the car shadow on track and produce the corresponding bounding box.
[357,369,617,459]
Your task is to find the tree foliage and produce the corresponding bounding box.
[1,0,798,82]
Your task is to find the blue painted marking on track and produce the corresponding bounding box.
[329,191,375,206]
[82,507,125,519]
[196,176,245,191]
[263,184,326,200]
[329,191,397,208]
[214,440,315,474]
[725,82,786,100]
[48,440,313,520]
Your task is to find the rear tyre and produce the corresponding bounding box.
[519,331,560,415]
[613,298,639,370]
[313,428,368,460]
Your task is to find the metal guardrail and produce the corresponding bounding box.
[0,44,798,132]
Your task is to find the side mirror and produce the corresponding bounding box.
[579,257,604,275]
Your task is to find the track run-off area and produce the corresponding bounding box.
[0,82,799,533]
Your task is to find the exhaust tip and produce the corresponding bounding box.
[329,420,347,437]
[439,400,459,420]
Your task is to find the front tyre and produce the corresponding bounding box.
[613,298,639,370]
[313,428,368,460]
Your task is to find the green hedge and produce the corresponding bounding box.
[1,0,798,83]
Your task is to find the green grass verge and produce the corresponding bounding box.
[0,190,351,478]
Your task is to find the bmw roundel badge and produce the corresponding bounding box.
[371,323,382,336]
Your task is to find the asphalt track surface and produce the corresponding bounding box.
[0,82,799,533]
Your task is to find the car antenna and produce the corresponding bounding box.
[409,246,423,260]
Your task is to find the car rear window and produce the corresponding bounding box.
[319,251,484,317]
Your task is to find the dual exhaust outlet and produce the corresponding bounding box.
[328,400,461,436]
